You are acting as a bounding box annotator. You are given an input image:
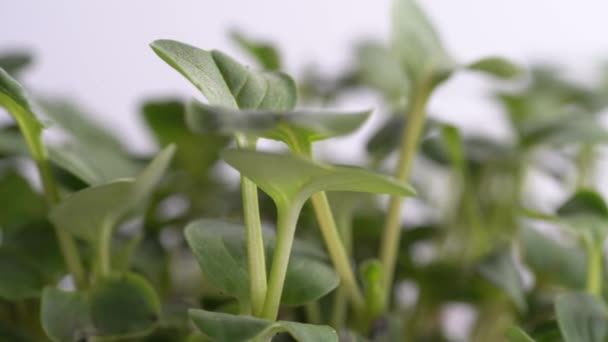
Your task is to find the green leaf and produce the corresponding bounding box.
[0,52,33,78]
[557,190,608,239]
[0,67,46,160]
[467,56,523,79]
[49,145,175,242]
[89,273,160,338]
[230,30,281,71]
[221,149,415,207]
[558,190,608,219]
[40,99,125,152]
[478,248,526,312]
[189,309,338,342]
[506,327,536,342]
[150,39,296,110]
[521,112,608,147]
[142,99,229,176]
[41,287,92,342]
[0,249,45,300]
[391,0,453,87]
[186,100,371,146]
[184,219,338,306]
[522,227,586,288]
[556,292,608,342]
[354,42,408,100]
[49,179,134,242]
[0,169,46,230]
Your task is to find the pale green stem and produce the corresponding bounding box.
[292,144,365,315]
[584,234,603,297]
[35,159,87,289]
[261,203,302,320]
[97,218,114,278]
[305,302,322,324]
[577,144,594,189]
[236,136,267,317]
[331,210,353,329]
[379,88,431,293]
[310,193,366,315]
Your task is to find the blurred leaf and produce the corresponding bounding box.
[0,169,45,230]
[49,146,175,242]
[467,56,523,79]
[521,112,608,147]
[230,30,281,71]
[189,309,337,342]
[39,99,124,151]
[506,327,536,342]
[558,190,608,219]
[184,219,338,306]
[522,227,585,288]
[478,248,526,312]
[41,287,92,342]
[0,52,33,78]
[0,67,46,159]
[89,273,160,338]
[557,190,608,239]
[354,42,408,100]
[221,150,415,208]
[0,249,45,300]
[556,292,608,342]
[187,100,370,147]
[142,99,229,176]
[150,39,296,110]
[391,0,453,88]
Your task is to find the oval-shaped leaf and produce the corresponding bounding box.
[150,39,296,111]
[184,219,338,306]
[221,150,415,207]
[556,292,608,342]
[189,309,338,342]
[89,273,161,338]
[41,287,92,342]
[49,145,175,242]
[186,100,371,146]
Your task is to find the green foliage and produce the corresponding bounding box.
[185,219,339,306]
[556,292,608,342]
[150,39,296,111]
[3,0,608,341]
[189,309,338,342]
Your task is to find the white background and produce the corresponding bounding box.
[1,0,608,155]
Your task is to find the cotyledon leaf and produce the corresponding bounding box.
[189,309,338,342]
[89,273,161,338]
[49,145,175,242]
[221,149,415,208]
[41,287,92,342]
[184,219,338,306]
[186,100,371,145]
[150,39,296,111]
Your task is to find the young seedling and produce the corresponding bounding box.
[220,149,415,319]
[378,0,522,296]
[0,67,86,289]
[151,39,296,315]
